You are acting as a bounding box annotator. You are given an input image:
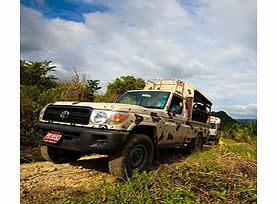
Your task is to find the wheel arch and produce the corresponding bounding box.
[129,125,158,145]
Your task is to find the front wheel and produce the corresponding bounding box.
[108,134,154,179]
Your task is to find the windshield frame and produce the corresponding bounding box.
[115,90,171,110]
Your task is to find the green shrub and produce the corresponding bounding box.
[221,122,257,143]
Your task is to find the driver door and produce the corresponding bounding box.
[159,94,189,146]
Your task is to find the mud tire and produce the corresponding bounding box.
[189,134,203,153]
[108,134,154,179]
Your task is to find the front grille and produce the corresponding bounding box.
[43,105,93,125]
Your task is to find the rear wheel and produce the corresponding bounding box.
[108,134,154,179]
[188,134,203,153]
[40,145,83,163]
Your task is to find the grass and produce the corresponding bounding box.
[63,139,257,204]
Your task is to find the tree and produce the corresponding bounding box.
[20,60,57,89]
[84,79,102,102]
[105,76,145,102]
[57,71,88,102]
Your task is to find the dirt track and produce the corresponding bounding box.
[20,154,115,204]
[20,147,198,203]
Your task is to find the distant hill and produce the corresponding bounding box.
[211,111,238,128]
[211,111,257,130]
[236,119,257,126]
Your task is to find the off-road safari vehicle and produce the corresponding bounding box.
[207,116,221,144]
[34,79,213,178]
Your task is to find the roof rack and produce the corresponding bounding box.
[144,79,196,98]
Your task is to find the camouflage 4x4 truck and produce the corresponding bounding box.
[34,79,213,178]
[207,116,221,144]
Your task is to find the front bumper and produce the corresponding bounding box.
[33,122,129,154]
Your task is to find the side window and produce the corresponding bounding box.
[169,95,183,115]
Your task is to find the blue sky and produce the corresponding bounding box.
[20,0,257,119]
[21,0,109,22]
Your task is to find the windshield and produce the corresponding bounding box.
[115,91,170,109]
[210,123,217,129]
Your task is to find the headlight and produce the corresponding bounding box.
[90,110,112,124]
[38,105,49,120]
[90,110,129,125]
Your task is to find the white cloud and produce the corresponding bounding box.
[20,0,256,118]
[195,0,257,46]
[20,7,91,74]
[216,103,257,119]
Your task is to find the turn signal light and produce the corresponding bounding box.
[110,112,129,123]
